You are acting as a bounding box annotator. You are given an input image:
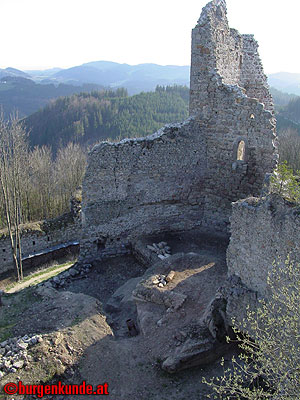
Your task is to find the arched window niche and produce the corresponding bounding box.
[232,137,248,172]
[237,140,246,161]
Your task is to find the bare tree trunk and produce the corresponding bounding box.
[0,172,20,280]
[16,199,23,280]
[0,114,27,281]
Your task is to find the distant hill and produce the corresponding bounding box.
[0,67,31,79]
[28,64,300,97]
[3,61,300,123]
[24,85,189,152]
[51,62,190,94]
[268,72,300,96]
[53,65,112,85]
[25,68,63,82]
[0,62,190,116]
[0,76,104,118]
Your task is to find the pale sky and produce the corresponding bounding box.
[0,0,298,74]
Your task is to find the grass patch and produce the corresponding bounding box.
[0,288,42,342]
[5,261,74,291]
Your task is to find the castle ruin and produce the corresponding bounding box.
[80,0,277,264]
[2,0,297,389]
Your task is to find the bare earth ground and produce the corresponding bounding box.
[0,231,235,400]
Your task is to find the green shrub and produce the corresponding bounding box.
[270,161,300,203]
[203,257,300,399]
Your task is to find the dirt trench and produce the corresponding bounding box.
[0,232,235,400]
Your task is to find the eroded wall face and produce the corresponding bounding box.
[200,89,276,231]
[240,35,274,113]
[190,0,273,115]
[227,195,300,297]
[188,0,276,231]
[80,120,207,262]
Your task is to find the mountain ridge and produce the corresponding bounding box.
[3,62,300,96]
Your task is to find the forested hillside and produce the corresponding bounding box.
[276,95,300,135]
[25,86,189,152]
[270,87,298,108]
[274,92,300,173]
[24,84,300,157]
[0,86,189,229]
[1,84,298,227]
[278,96,300,123]
[0,76,104,118]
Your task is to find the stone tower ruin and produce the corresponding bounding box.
[79,0,277,264]
[190,0,274,115]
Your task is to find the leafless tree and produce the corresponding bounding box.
[28,146,53,219]
[55,142,87,214]
[0,114,28,280]
[278,128,300,172]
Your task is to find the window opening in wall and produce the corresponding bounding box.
[33,241,36,246]
[239,55,243,69]
[2,249,5,252]
[95,237,106,251]
[237,140,246,161]
[47,236,50,241]
[3,258,6,262]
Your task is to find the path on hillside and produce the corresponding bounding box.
[7,263,73,293]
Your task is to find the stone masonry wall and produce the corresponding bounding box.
[227,194,300,297]
[80,119,207,262]
[80,83,275,263]
[190,0,273,115]
[0,212,81,275]
[80,0,277,264]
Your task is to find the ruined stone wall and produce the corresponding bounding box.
[227,194,300,297]
[81,87,275,262]
[240,35,273,113]
[190,0,273,115]
[200,85,276,230]
[0,212,81,275]
[80,119,207,262]
[80,0,277,263]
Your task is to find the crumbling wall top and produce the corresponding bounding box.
[190,0,274,114]
[197,0,227,26]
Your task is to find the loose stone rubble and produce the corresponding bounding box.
[0,334,43,377]
[152,270,175,288]
[42,263,92,289]
[147,242,171,260]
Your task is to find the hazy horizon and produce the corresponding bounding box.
[1,62,300,77]
[0,0,299,74]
